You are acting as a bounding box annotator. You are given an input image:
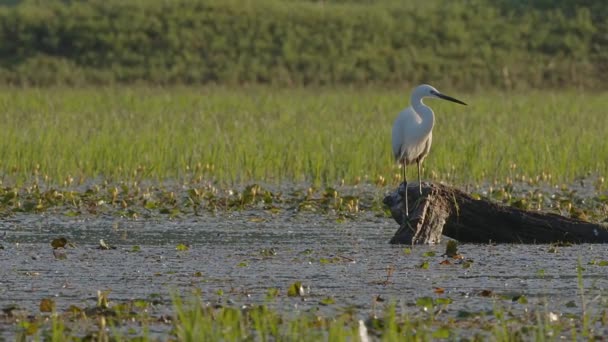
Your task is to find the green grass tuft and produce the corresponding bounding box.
[0,86,606,187]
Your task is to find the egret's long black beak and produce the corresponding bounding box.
[433,91,467,105]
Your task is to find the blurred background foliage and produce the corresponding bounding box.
[0,0,605,89]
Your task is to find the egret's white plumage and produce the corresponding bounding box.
[392,84,467,217]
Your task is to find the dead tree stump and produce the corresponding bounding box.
[383,182,608,244]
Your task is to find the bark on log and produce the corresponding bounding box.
[383,182,608,244]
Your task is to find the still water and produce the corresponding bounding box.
[1,209,608,336]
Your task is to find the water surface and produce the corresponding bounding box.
[2,209,608,337]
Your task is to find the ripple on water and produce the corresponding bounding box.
[1,210,608,335]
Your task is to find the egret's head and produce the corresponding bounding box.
[413,84,467,106]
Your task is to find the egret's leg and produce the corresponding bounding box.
[403,160,409,218]
[417,161,423,195]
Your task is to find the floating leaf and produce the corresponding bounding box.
[418,261,429,269]
[169,208,181,218]
[320,297,335,305]
[131,245,141,252]
[287,281,305,297]
[64,210,80,217]
[145,201,158,210]
[570,207,588,221]
[432,327,450,339]
[193,271,203,277]
[266,288,280,299]
[435,298,453,305]
[323,187,338,199]
[39,298,55,313]
[480,289,493,297]
[176,243,190,251]
[66,305,82,314]
[267,207,281,214]
[237,261,248,267]
[439,259,452,265]
[216,289,224,296]
[133,299,149,309]
[260,248,277,257]
[403,248,412,255]
[320,257,341,264]
[515,295,528,304]
[433,287,445,294]
[511,198,529,210]
[121,209,139,219]
[589,260,608,266]
[415,296,434,310]
[422,251,436,257]
[51,237,68,249]
[20,321,38,336]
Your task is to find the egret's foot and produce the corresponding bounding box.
[404,218,415,232]
[402,211,409,223]
[396,215,415,236]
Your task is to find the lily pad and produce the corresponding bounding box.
[39,298,55,313]
[287,281,305,297]
[176,243,190,251]
[51,237,68,249]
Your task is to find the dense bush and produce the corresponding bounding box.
[0,0,605,89]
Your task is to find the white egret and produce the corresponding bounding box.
[392,84,467,217]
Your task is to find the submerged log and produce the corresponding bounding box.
[383,182,608,244]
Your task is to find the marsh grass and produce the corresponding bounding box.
[172,293,360,341]
[14,291,605,341]
[0,86,606,187]
[7,255,607,341]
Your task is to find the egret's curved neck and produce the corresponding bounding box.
[411,96,435,136]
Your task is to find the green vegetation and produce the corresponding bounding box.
[2,176,607,224]
[0,87,606,187]
[7,289,606,340]
[0,0,605,88]
[0,2,606,339]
